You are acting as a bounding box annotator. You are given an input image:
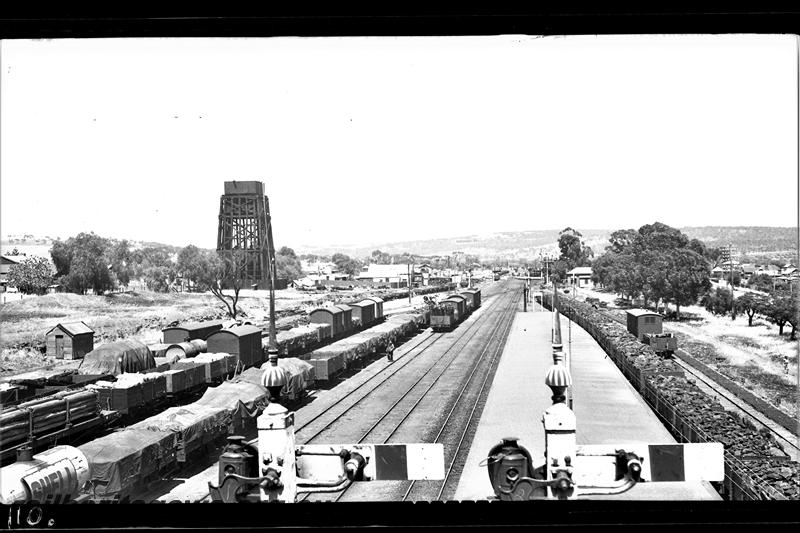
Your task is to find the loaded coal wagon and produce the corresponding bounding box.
[430,297,466,332]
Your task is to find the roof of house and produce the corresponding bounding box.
[740,265,757,273]
[46,321,94,337]
[567,267,593,276]
[1,255,21,265]
[357,264,413,279]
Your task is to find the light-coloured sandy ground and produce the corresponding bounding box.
[572,285,799,416]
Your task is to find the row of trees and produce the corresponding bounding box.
[590,223,716,319]
[702,283,798,339]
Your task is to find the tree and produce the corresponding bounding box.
[686,238,707,257]
[606,229,638,254]
[549,259,569,284]
[193,252,247,319]
[7,257,53,295]
[50,232,116,294]
[9,247,20,256]
[110,240,134,287]
[332,253,362,277]
[735,292,770,326]
[177,245,216,291]
[143,265,176,293]
[701,287,736,318]
[370,249,391,264]
[276,247,302,281]
[747,273,774,293]
[557,227,593,269]
[763,294,793,337]
[662,249,712,319]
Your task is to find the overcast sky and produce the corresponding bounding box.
[1,35,797,250]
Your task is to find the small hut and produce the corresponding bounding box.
[45,321,94,360]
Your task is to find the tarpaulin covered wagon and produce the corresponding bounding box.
[77,339,155,377]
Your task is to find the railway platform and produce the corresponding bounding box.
[454,305,722,501]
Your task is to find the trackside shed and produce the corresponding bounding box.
[46,321,94,360]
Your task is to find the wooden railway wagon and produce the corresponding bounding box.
[309,306,349,339]
[461,288,481,309]
[349,300,376,329]
[76,363,313,500]
[365,297,384,320]
[625,309,663,340]
[305,312,426,382]
[162,320,225,344]
[449,293,470,313]
[206,325,263,369]
[0,388,107,466]
[335,305,353,332]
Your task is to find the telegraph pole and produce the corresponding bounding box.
[408,262,413,305]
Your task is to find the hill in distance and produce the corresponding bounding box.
[297,226,797,260]
[4,226,795,262]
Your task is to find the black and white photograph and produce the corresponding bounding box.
[0,14,798,528]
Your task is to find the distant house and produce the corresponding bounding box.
[0,255,21,293]
[757,264,782,277]
[740,264,757,279]
[566,266,594,288]
[357,264,412,288]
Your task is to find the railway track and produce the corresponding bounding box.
[401,285,518,501]
[593,308,800,458]
[297,283,520,502]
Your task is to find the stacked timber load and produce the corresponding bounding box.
[1,408,32,449]
[1,389,100,448]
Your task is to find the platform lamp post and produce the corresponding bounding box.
[261,247,288,404]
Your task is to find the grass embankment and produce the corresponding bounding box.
[0,291,231,375]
